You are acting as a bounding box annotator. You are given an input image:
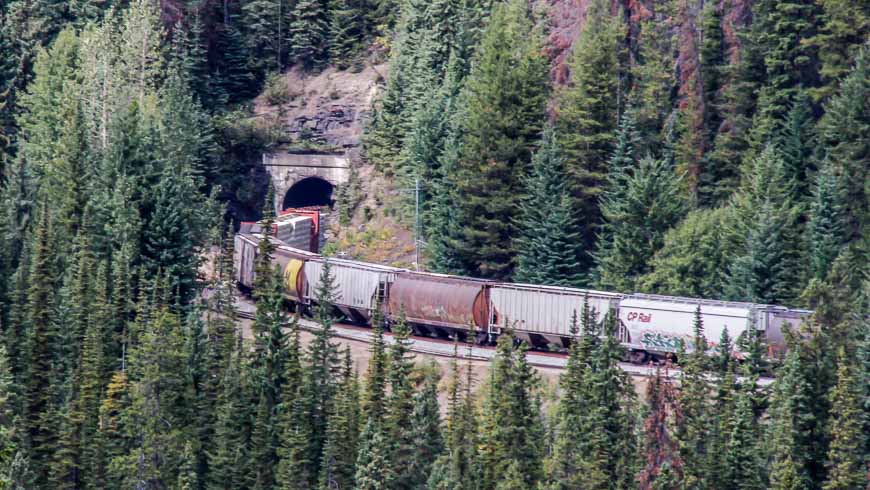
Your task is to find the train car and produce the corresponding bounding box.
[762,307,813,357]
[304,258,401,322]
[234,226,319,302]
[488,283,621,348]
[388,271,493,340]
[618,293,769,359]
[234,231,258,289]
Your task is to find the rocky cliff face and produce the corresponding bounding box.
[253,64,385,155]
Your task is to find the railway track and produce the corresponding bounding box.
[231,299,773,384]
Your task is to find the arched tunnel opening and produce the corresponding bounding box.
[283,177,334,209]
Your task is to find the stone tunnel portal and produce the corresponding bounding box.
[282,176,335,209]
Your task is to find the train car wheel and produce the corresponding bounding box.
[629,350,649,365]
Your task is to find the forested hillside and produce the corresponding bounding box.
[0,0,868,489]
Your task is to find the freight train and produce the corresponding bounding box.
[235,218,811,362]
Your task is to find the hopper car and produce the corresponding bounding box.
[234,223,812,361]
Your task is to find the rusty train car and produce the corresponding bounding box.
[234,222,812,360]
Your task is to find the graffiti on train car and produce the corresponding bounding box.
[639,331,687,352]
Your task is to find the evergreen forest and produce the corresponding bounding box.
[0,0,868,489]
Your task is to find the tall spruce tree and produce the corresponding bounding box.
[288,0,330,70]
[478,330,544,488]
[806,159,848,281]
[816,45,869,244]
[821,349,866,490]
[513,128,583,286]
[637,368,684,490]
[595,155,687,292]
[406,364,444,488]
[318,349,360,490]
[556,0,625,274]
[449,0,549,279]
[386,313,417,487]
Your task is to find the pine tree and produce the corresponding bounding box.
[675,306,712,489]
[546,311,587,488]
[450,0,549,279]
[361,304,388,421]
[726,145,802,305]
[275,320,313,489]
[329,0,365,69]
[768,330,821,490]
[288,0,330,70]
[595,155,687,292]
[640,208,734,298]
[123,308,193,488]
[353,418,395,489]
[816,44,869,243]
[242,0,291,75]
[806,159,847,280]
[212,18,256,104]
[99,371,131,489]
[318,349,360,490]
[207,343,250,490]
[24,202,57,485]
[721,374,765,490]
[698,0,725,147]
[387,313,417,487]
[556,0,625,274]
[806,0,870,101]
[513,127,583,286]
[822,349,866,490]
[406,364,444,488]
[478,330,544,488]
[751,0,823,131]
[0,344,17,481]
[778,91,817,200]
[305,259,342,476]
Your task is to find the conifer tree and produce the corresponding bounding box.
[329,0,366,69]
[123,308,193,488]
[406,364,444,488]
[768,330,821,490]
[721,374,765,490]
[751,0,823,130]
[806,0,870,100]
[816,45,869,243]
[0,344,17,480]
[546,311,587,488]
[354,418,395,489]
[24,203,57,485]
[212,19,256,104]
[450,0,549,279]
[361,304,388,421]
[778,91,816,200]
[698,0,725,146]
[428,342,479,489]
[288,0,330,70]
[595,155,687,292]
[207,342,249,490]
[318,349,360,490]
[275,319,313,489]
[305,259,342,476]
[513,127,583,286]
[807,159,847,281]
[556,0,625,273]
[675,306,712,489]
[387,313,417,487]
[640,208,734,298]
[478,330,544,488]
[242,0,291,75]
[821,349,866,490]
[99,371,131,489]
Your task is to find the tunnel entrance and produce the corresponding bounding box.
[283,177,335,209]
